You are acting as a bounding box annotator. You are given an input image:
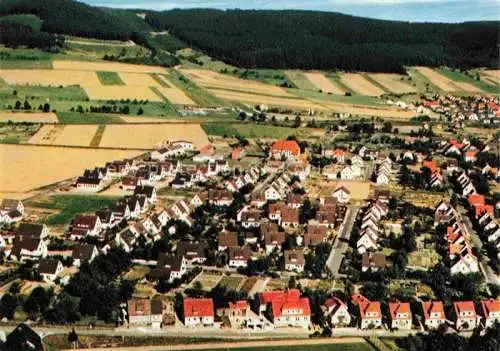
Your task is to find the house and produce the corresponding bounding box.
[96,210,116,229]
[283,249,305,272]
[357,231,378,254]
[177,241,207,264]
[228,246,252,268]
[70,215,102,240]
[0,199,24,224]
[480,299,500,328]
[264,231,285,254]
[38,259,64,283]
[231,147,246,161]
[10,237,47,261]
[155,254,188,282]
[303,225,327,246]
[2,323,43,351]
[16,223,49,240]
[421,301,446,329]
[361,252,386,272]
[115,230,137,253]
[453,301,479,331]
[264,184,281,201]
[128,298,164,328]
[258,289,310,328]
[389,302,412,330]
[76,176,103,192]
[208,189,233,206]
[322,297,351,327]
[72,243,99,267]
[464,150,477,163]
[218,231,238,251]
[270,140,301,159]
[351,295,382,329]
[216,300,266,330]
[183,298,215,327]
[134,185,157,203]
[332,186,350,204]
[450,250,479,275]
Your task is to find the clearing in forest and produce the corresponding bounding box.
[339,73,386,96]
[304,72,345,94]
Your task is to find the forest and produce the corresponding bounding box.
[146,9,499,73]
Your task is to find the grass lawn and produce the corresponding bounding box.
[26,194,119,226]
[237,69,295,87]
[439,68,498,93]
[167,70,225,106]
[184,343,374,351]
[56,112,124,124]
[97,71,125,85]
[202,123,313,139]
[201,123,241,137]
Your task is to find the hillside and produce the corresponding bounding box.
[146,9,499,73]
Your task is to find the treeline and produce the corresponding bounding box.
[146,9,499,72]
[0,16,64,50]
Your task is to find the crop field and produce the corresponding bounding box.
[414,67,483,92]
[0,144,142,192]
[438,68,498,94]
[0,69,101,86]
[28,125,99,147]
[118,72,161,87]
[180,68,293,97]
[154,87,196,105]
[480,70,500,85]
[368,73,417,94]
[52,60,167,74]
[56,112,124,124]
[285,70,318,91]
[304,72,345,94]
[0,112,58,123]
[98,123,209,149]
[311,99,415,119]
[339,73,386,96]
[82,85,163,102]
[97,71,124,85]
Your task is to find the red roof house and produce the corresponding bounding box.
[270,140,301,158]
[259,289,311,328]
[183,298,214,327]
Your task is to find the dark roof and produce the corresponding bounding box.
[134,185,155,198]
[16,223,44,238]
[362,252,387,269]
[218,232,238,248]
[147,267,171,280]
[0,199,21,212]
[12,237,41,253]
[72,215,98,229]
[38,259,60,275]
[72,244,97,261]
[3,323,43,351]
[157,253,183,271]
[96,210,113,223]
[77,176,101,185]
[177,241,207,259]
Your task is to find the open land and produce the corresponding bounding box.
[414,66,483,92]
[311,99,416,118]
[339,73,385,96]
[53,60,167,74]
[82,85,163,102]
[28,125,99,147]
[0,144,142,192]
[0,112,59,123]
[368,73,417,94]
[304,72,345,94]
[0,69,101,87]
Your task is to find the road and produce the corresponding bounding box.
[326,205,360,278]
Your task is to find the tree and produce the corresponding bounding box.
[294,115,301,128]
[24,287,52,320]
[68,328,79,348]
[23,100,31,110]
[45,292,81,324]
[42,103,50,113]
[0,293,18,320]
[14,100,21,110]
[137,107,144,115]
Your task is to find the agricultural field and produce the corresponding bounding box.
[438,68,498,94]
[480,69,500,85]
[368,73,417,94]
[25,194,119,226]
[52,60,167,74]
[339,73,386,96]
[28,125,99,147]
[118,72,161,87]
[0,112,58,123]
[182,341,374,351]
[56,112,124,124]
[304,72,345,94]
[82,85,163,102]
[153,86,196,105]
[0,123,41,144]
[285,70,318,91]
[202,123,319,139]
[0,144,142,192]
[414,66,482,92]
[98,123,210,149]
[0,69,101,86]
[311,99,416,119]
[97,71,125,85]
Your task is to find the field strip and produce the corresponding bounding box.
[311,99,415,118]
[119,72,162,87]
[0,112,58,123]
[285,70,318,90]
[150,86,169,102]
[304,72,345,94]
[207,86,303,100]
[154,87,197,105]
[414,67,460,92]
[82,85,164,102]
[0,69,101,86]
[368,73,417,94]
[361,74,391,93]
[150,73,170,87]
[339,73,385,96]
[53,60,167,74]
[64,337,367,351]
[27,125,59,144]
[89,125,107,147]
[452,81,484,92]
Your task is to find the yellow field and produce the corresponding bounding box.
[53,60,167,73]
[82,85,163,102]
[0,144,141,192]
[181,68,293,97]
[414,67,478,92]
[0,69,100,86]
[29,125,98,146]
[369,73,417,94]
[0,112,59,123]
[339,73,385,96]
[207,89,323,111]
[311,99,416,118]
[121,116,175,123]
[155,87,196,105]
[98,124,209,149]
[304,72,345,94]
[155,74,172,87]
[118,72,161,87]
[481,70,500,85]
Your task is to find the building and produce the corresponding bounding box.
[128,298,164,328]
[270,140,301,159]
[183,298,215,327]
[421,301,446,330]
[70,215,102,240]
[352,295,382,329]
[15,223,49,240]
[453,301,479,331]
[283,249,305,272]
[228,246,252,268]
[216,300,267,330]
[361,252,386,272]
[72,243,99,267]
[480,299,500,328]
[389,302,412,330]
[258,289,311,328]
[332,186,350,204]
[2,323,43,351]
[38,259,64,283]
[10,237,47,261]
[322,297,351,327]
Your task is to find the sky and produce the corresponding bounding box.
[81,0,500,22]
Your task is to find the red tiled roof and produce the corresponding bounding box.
[259,289,310,318]
[421,301,445,320]
[475,204,493,218]
[228,300,249,310]
[271,140,300,156]
[422,160,440,174]
[389,302,411,320]
[351,295,381,319]
[481,299,500,318]
[453,301,476,318]
[468,194,485,207]
[184,298,214,318]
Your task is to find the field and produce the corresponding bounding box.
[480,69,500,85]
[182,342,373,351]
[414,67,482,92]
[98,123,210,149]
[438,68,498,94]
[28,125,99,147]
[56,112,124,124]
[25,194,119,226]
[180,69,293,97]
[304,72,345,94]
[0,124,41,144]
[217,275,246,291]
[311,100,416,119]
[368,73,417,94]
[53,60,167,73]
[339,73,385,96]
[118,72,161,87]
[285,70,318,91]
[167,70,225,106]
[97,71,125,85]
[0,69,101,86]
[154,86,196,105]
[82,85,163,102]
[0,144,142,192]
[0,112,58,123]
[202,123,319,139]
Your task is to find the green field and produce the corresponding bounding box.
[56,112,124,124]
[202,123,312,139]
[290,88,385,106]
[0,85,88,101]
[285,71,319,91]
[201,123,241,137]
[439,68,499,94]
[26,195,119,226]
[97,71,125,85]
[184,343,374,351]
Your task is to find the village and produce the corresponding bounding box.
[0,89,498,347]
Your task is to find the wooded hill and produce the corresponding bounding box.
[0,0,498,73]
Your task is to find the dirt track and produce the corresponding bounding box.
[65,337,367,351]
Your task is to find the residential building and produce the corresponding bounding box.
[453,301,479,331]
[128,298,164,328]
[352,295,382,329]
[183,298,215,327]
[421,301,446,330]
[258,289,311,328]
[389,302,412,330]
[481,299,500,328]
[322,297,351,327]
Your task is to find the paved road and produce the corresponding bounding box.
[327,205,360,278]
